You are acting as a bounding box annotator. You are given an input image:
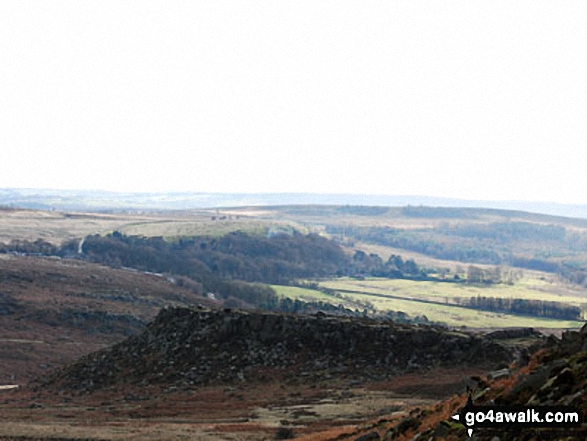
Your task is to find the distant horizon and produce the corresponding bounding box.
[4,187,587,220]
[5,185,587,205]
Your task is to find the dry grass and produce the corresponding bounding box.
[0,209,161,244]
[0,254,218,384]
[0,421,269,440]
[0,366,478,440]
[0,209,291,245]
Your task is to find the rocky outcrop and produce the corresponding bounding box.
[372,326,587,440]
[486,327,541,340]
[43,307,513,393]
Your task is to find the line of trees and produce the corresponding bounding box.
[56,232,431,310]
[465,265,520,285]
[64,231,351,284]
[5,232,582,322]
[327,225,505,265]
[463,296,582,321]
[350,251,427,279]
[0,238,58,255]
[0,232,435,314]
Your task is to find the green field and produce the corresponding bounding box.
[4,203,587,330]
[273,275,586,329]
[272,285,339,302]
[115,219,273,239]
[271,285,377,312]
[320,276,587,308]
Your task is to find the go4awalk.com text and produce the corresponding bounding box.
[452,405,582,438]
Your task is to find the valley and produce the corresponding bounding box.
[2,202,587,439]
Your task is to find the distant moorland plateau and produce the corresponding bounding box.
[4,187,587,218]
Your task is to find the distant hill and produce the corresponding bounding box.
[2,188,587,219]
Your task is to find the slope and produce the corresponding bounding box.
[0,254,217,384]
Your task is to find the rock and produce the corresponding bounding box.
[500,360,566,405]
[274,427,295,439]
[433,420,451,438]
[388,326,587,441]
[395,417,420,434]
[486,328,539,339]
[487,368,511,381]
[354,432,380,441]
[40,307,515,393]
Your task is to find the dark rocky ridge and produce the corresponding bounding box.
[351,325,587,441]
[42,307,515,393]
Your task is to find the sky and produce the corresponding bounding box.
[1,1,586,203]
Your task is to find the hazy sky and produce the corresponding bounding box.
[1,1,586,203]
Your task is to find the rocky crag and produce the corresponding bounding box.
[346,325,587,441]
[42,307,516,394]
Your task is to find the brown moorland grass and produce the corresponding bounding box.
[0,254,217,384]
[0,208,293,245]
[0,366,478,440]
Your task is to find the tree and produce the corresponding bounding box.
[467,265,484,284]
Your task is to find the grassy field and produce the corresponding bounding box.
[274,275,586,329]
[332,290,582,328]
[271,285,337,302]
[0,208,303,244]
[4,205,587,330]
[271,285,370,311]
[114,219,274,239]
[320,276,587,307]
